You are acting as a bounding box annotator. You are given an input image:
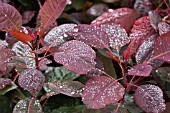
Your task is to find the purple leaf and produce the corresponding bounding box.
[40,0,67,28]
[100,24,129,50]
[128,63,152,77]
[0,39,8,49]
[91,8,137,32]
[43,80,84,97]
[148,11,162,31]
[22,10,36,24]
[0,3,22,31]
[38,58,52,71]
[130,16,155,42]
[0,77,11,90]
[82,76,125,109]
[18,69,45,97]
[158,22,170,35]
[69,24,109,49]
[5,32,18,46]
[135,34,157,64]
[151,31,170,62]
[54,40,96,74]
[44,24,77,46]
[134,84,166,113]
[0,49,16,75]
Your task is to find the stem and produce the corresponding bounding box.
[126,75,136,92]
[27,97,34,113]
[37,0,42,8]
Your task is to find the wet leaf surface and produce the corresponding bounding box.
[0,77,12,90]
[54,40,96,74]
[18,69,45,97]
[82,76,125,109]
[13,98,43,113]
[128,63,152,77]
[134,84,166,113]
[158,22,170,35]
[43,80,84,97]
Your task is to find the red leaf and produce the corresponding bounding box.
[54,40,96,74]
[68,24,109,49]
[151,31,170,62]
[0,49,16,75]
[130,16,155,41]
[0,77,11,89]
[134,84,166,113]
[128,63,152,77]
[9,30,33,43]
[0,3,22,31]
[91,8,137,32]
[0,39,8,49]
[40,0,67,28]
[18,69,45,97]
[158,22,170,35]
[82,76,125,109]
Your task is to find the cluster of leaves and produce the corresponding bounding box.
[0,0,170,113]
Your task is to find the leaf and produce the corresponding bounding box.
[22,10,36,24]
[18,69,45,97]
[13,98,43,113]
[40,0,67,28]
[9,30,33,43]
[44,24,77,46]
[0,49,16,75]
[54,40,96,74]
[148,11,162,31]
[151,31,170,62]
[38,58,52,71]
[128,63,152,77]
[134,84,166,113]
[130,16,155,41]
[82,76,125,109]
[0,39,8,49]
[43,80,84,97]
[135,34,157,64]
[0,77,11,90]
[44,66,80,82]
[158,22,170,35]
[0,2,22,31]
[51,105,85,113]
[68,24,109,49]
[0,95,13,113]
[87,3,108,16]
[91,8,137,32]
[0,82,17,95]
[100,24,129,50]
[12,41,36,68]
[5,32,18,46]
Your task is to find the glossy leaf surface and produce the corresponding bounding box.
[18,69,45,97]
[9,30,33,43]
[0,77,11,90]
[158,22,170,35]
[54,40,96,74]
[43,80,84,97]
[91,8,137,32]
[44,24,77,46]
[0,3,22,31]
[13,98,43,113]
[82,76,125,109]
[128,63,152,77]
[40,0,67,28]
[134,84,166,113]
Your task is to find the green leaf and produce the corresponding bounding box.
[45,66,80,82]
[72,0,87,10]
[51,105,85,113]
[0,95,14,113]
[0,82,17,95]
[124,93,143,113]
[13,98,43,113]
